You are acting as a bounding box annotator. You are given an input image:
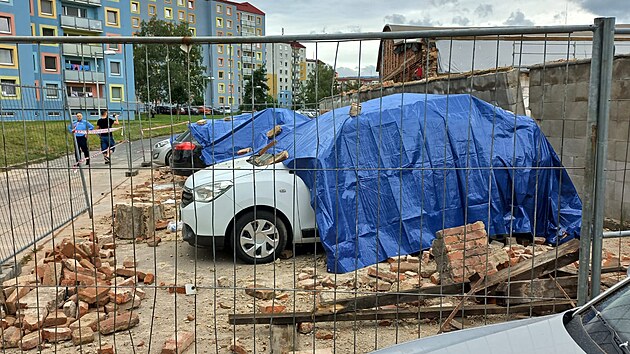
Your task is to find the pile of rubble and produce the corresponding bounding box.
[0,234,154,351]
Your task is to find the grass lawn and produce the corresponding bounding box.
[0,114,223,168]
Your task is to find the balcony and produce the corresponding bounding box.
[64,70,105,83]
[61,0,101,6]
[62,43,104,58]
[242,56,253,63]
[243,68,253,76]
[60,15,103,33]
[67,97,106,109]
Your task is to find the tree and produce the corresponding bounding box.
[240,66,272,112]
[133,18,206,108]
[299,62,340,109]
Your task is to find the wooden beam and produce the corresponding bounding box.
[228,301,573,325]
[475,238,580,296]
[317,282,469,314]
[494,275,578,306]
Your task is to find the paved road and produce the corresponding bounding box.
[0,136,166,264]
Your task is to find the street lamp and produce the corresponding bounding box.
[203,76,214,118]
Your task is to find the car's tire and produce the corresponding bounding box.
[165,150,172,167]
[233,210,288,264]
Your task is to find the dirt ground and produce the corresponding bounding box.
[6,167,630,354]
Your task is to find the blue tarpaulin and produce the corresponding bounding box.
[278,94,583,274]
[190,109,310,165]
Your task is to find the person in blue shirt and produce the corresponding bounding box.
[68,113,94,165]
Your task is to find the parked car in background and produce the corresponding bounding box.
[216,106,232,114]
[171,130,207,176]
[151,134,179,166]
[372,276,630,354]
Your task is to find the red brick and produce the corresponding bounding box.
[314,330,335,340]
[2,326,22,348]
[161,330,194,354]
[389,261,418,273]
[19,331,41,350]
[108,288,133,304]
[78,301,90,318]
[147,236,162,247]
[367,266,405,282]
[97,344,115,354]
[99,312,140,335]
[77,285,110,304]
[42,327,72,343]
[43,311,68,328]
[143,273,155,285]
[122,257,137,269]
[244,285,275,300]
[258,301,286,314]
[72,327,95,345]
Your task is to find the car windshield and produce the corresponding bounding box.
[581,280,630,353]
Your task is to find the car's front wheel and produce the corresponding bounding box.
[233,210,287,264]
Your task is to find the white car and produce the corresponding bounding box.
[151,138,172,166]
[180,155,317,263]
[373,276,630,354]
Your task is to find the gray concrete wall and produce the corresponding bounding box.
[320,69,526,115]
[529,55,630,222]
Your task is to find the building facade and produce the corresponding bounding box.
[266,42,306,108]
[0,0,265,121]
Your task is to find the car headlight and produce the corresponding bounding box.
[193,181,233,202]
[154,141,169,149]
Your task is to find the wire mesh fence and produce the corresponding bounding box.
[0,19,627,354]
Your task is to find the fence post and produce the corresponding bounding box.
[577,17,615,305]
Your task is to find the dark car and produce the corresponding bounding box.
[171,130,207,176]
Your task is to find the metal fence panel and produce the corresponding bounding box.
[0,20,627,354]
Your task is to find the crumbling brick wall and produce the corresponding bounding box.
[379,39,439,83]
[431,221,509,284]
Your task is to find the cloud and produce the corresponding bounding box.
[430,0,458,6]
[572,0,630,21]
[452,16,471,26]
[384,13,407,24]
[335,65,378,77]
[474,4,493,17]
[503,10,535,26]
[383,13,442,27]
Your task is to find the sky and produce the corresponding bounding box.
[250,0,629,77]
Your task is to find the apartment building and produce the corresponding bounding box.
[0,0,137,121]
[265,42,306,108]
[210,0,265,109]
[0,0,265,121]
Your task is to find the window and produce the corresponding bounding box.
[188,27,195,36]
[45,83,59,98]
[217,31,223,36]
[218,58,224,67]
[0,16,11,34]
[178,10,184,20]
[217,71,224,79]
[1,79,16,96]
[218,83,225,93]
[218,96,224,104]
[256,28,262,36]
[110,61,121,76]
[256,52,262,60]
[187,0,194,9]
[131,17,140,28]
[47,112,61,117]
[226,19,231,28]
[44,55,57,71]
[226,6,232,15]
[188,14,195,23]
[164,7,172,19]
[110,85,123,101]
[63,6,87,17]
[148,4,156,15]
[165,0,171,3]
[256,16,261,25]
[217,45,223,54]
[177,0,184,6]
[131,1,140,13]
[216,4,221,13]
[105,8,120,27]
[42,27,57,36]
[228,59,232,68]
[216,18,223,28]
[40,0,54,16]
